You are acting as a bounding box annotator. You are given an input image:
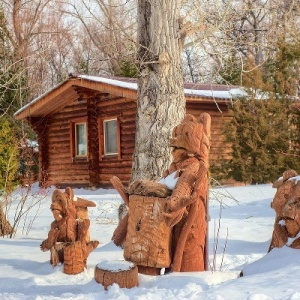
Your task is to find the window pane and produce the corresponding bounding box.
[75,123,87,156]
[104,119,118,154]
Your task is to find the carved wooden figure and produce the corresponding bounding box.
[40,187,99,274]
[269,170,300,251]
[112,113,211,275]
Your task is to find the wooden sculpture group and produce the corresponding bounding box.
[41,112,211,289]
[111,112,211,276]
[39,110,300,289]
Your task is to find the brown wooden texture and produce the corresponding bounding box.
[124,195,172,268]
[124,113,210,273]
[110,176,129,206]
[24,78,232,188]
[87,96,100,187]
[63,241,85,275]
[112,213,128,247]
[40,188,99,274]
[94,263,138,290]
[269,170,300,252]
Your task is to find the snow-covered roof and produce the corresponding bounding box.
[14,74,246,119]
[78,74,247,99]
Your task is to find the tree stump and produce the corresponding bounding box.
[63,241,85,275]
[94,260,138,290]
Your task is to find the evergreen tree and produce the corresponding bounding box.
[214,97,300,184]
[0,117,19,193]
[213,40,300,184]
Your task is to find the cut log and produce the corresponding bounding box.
[94,260,138,290]
[63,241,85,275]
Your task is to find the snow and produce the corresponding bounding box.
[14,75,246,117]
[159,171,179,190]
[1,183,300,299]
[79,74,246,99]
[96,260,135,272]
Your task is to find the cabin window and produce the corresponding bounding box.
[103,119,118,155]
[74,122,87,156]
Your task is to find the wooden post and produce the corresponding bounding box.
[30,117,49,186]
[87,95,100,187]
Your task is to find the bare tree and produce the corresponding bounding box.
[65,0,137,76]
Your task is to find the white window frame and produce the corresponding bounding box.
[74,122,88,157]
[103,118,118,156]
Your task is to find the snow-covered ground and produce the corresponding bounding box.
[1,182,299,300]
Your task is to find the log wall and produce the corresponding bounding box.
[46,99,89,186]
[30,90,231,188]
[97,95,136,186]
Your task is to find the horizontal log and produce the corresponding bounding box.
[99,174,131,182]
[59,103,87,113]
[121,123,135,130]
[98,98,136,109]
[48,137,71,145]
[53,179,90,185]
[99,167,132,174]
[48,132,70,140]
[121,129,136,137]
[121,136,135,144]
[120,110,137,117]
[47,123,70,131]
[121,148,134,155]
[47,153,71,160]
[47,147,71,159]
[48,170,90,177]
[119,154,132,160]
[48,162,89,170]
[120,118,136,125]
[99,160,132,168]
[51,112,87,122]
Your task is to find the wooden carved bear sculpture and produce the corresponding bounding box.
[269,170,300,251]
[112,113,211,275]
[40,187,99,274]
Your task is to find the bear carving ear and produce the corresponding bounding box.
[293,180,300,196]
[65,187,74,202]
[199,112,211,137]
[183,114,196,123]
[273,170,298,188]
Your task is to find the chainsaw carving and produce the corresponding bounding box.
[112,113,211,275]
[40,187,99,274]
[269,170,300,251]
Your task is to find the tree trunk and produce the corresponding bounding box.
[131,0,186,182]
[0,202,13,236]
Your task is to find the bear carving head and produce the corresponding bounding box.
[170,113,211,166]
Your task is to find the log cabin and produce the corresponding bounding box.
[14,74,245,188]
